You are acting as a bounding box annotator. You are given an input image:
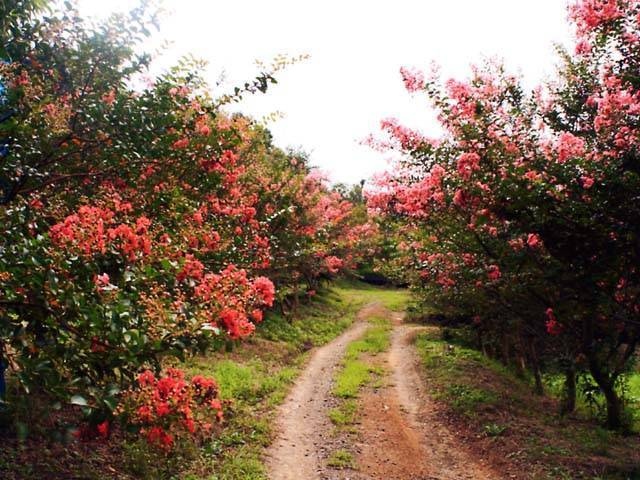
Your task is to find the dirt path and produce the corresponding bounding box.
[265,303,385,480]
[266,305,501,480]
[356,316,499,479]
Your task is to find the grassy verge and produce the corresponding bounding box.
[415,327,640,480]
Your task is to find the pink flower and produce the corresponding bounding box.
[487,265,501,281]
[556,132,585,163]
[400,66,425,93]
[172,138,189,149]
[253,277,276,307]
[526,233,541,248]
[198,124,211,136]
[325,255,344,274]
[581,175,595,189]
[102,90,116,106]
[569,0,623,35]
[453,189,466,207]
[380,118,429,151]
[456,152,481,180]
[95,273,110,291]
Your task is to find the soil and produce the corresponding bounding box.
[265,305,503,480]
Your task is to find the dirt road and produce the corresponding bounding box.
[265,304,501,480]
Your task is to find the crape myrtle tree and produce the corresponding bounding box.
[0,0,366,444]
[366,0,640,429]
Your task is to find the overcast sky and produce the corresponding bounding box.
[79,0,572,184]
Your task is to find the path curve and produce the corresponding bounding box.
[265,303,383,480]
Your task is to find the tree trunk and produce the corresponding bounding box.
[587,356,623,429]
[560,366,576,415]
[601,381,623,430]
[529,343,544,396]
[515,352,526,378]
[502,334,510,366]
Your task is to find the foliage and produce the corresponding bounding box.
[415,326,640,478]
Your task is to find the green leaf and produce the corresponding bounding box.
[70,395,88,406]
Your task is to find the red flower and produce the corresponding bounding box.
[581,175,595,189]
[526,234,541,249]
[155,401,171,417]
[138,370,157,387]
[97,420,109,439]
[29,198,44,210]
[545,308,564,335]
[172,137,189,149]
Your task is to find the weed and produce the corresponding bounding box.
[443,384,498,415]
[328,400,358,426]
[327,449,355,469]
[483,423,507,437]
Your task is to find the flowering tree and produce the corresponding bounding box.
[0,0,363,442]
[367,0,640,429]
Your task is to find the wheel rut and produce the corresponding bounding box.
[265,303,383,480]
[355,316,500,479]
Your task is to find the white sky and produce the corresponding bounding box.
[78,0,572,184]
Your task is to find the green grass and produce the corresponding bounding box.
[482,422,507,437]
[414,329,504,417]
[332,279,411,312]
[334,359,372,399]
[334,317,392,398]
[442,384,499,415]
[328,399,358,427]
[326,449,355,469]
[344,317,391,359]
